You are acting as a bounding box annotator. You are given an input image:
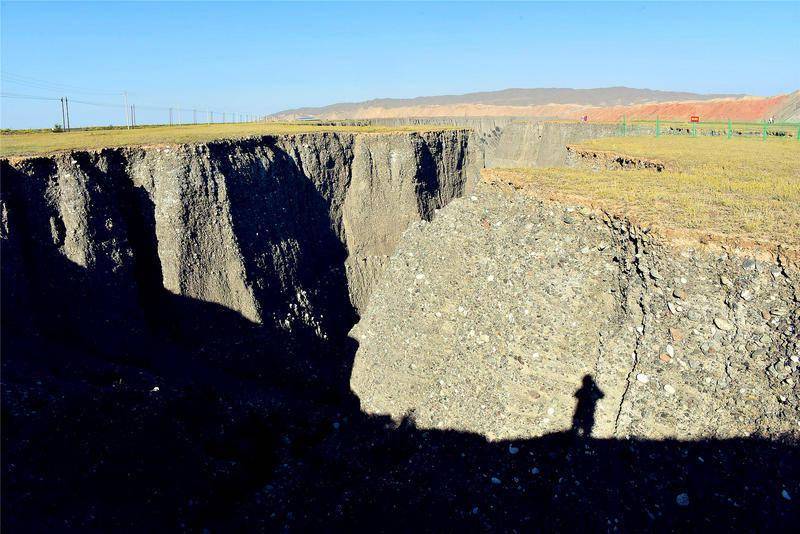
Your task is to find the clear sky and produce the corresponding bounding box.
[1,1,798,129]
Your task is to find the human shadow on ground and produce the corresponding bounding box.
[572,374,605,439]
[2,155,799,532]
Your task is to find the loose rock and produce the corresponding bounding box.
[714,317,734,331]
[669,328,684,342]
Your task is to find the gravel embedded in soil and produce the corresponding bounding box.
[351,181,800,441]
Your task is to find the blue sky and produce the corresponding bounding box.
[1,1,798,128]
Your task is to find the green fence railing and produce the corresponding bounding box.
[616,117,799,140]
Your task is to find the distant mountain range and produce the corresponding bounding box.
[271,87,798,122]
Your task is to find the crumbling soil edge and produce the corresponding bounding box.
[566,145,673,172]
[484,171,800,267]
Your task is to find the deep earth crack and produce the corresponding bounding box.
[608,218,651,436]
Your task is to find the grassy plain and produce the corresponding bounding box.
[486,136,800,251]
[0,122,455,157]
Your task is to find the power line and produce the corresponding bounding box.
[2,92,265,128]
[1,71,123,96]
[1,91,60,101]
[4,92,259,116]
[2,93,258,115]
[68,97,126,108]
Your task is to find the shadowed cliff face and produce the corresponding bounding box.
[1,132,798,531]
[1,131,476,349]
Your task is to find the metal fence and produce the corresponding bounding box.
[617,116,799,140]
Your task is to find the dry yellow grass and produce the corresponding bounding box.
[485,136,800,252]
[0,122,456,158]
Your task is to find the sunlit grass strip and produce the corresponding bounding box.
[486,137,800,251]
[0,122,459,157]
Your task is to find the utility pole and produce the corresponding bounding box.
[123,91,130,129]
[131,105,136,127]
[60,97,66,130]
[169,108,173,126]
[64,98,71,131]
[193,109,197,124]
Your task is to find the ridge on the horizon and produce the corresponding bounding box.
[272,86,749,118]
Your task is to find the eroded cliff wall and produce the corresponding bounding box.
[1,131,478,359]
[368,117,653,168]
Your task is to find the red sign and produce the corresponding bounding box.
[690,116,700,123]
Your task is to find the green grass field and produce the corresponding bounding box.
[0,122,456,157]
[486,136,800,253]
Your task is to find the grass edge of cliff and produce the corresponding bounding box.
[484,136,800,263]
[0,123,462,158]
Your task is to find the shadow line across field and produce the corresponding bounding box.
[1,153,798,531]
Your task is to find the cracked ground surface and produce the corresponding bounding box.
[351,180,800,441]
